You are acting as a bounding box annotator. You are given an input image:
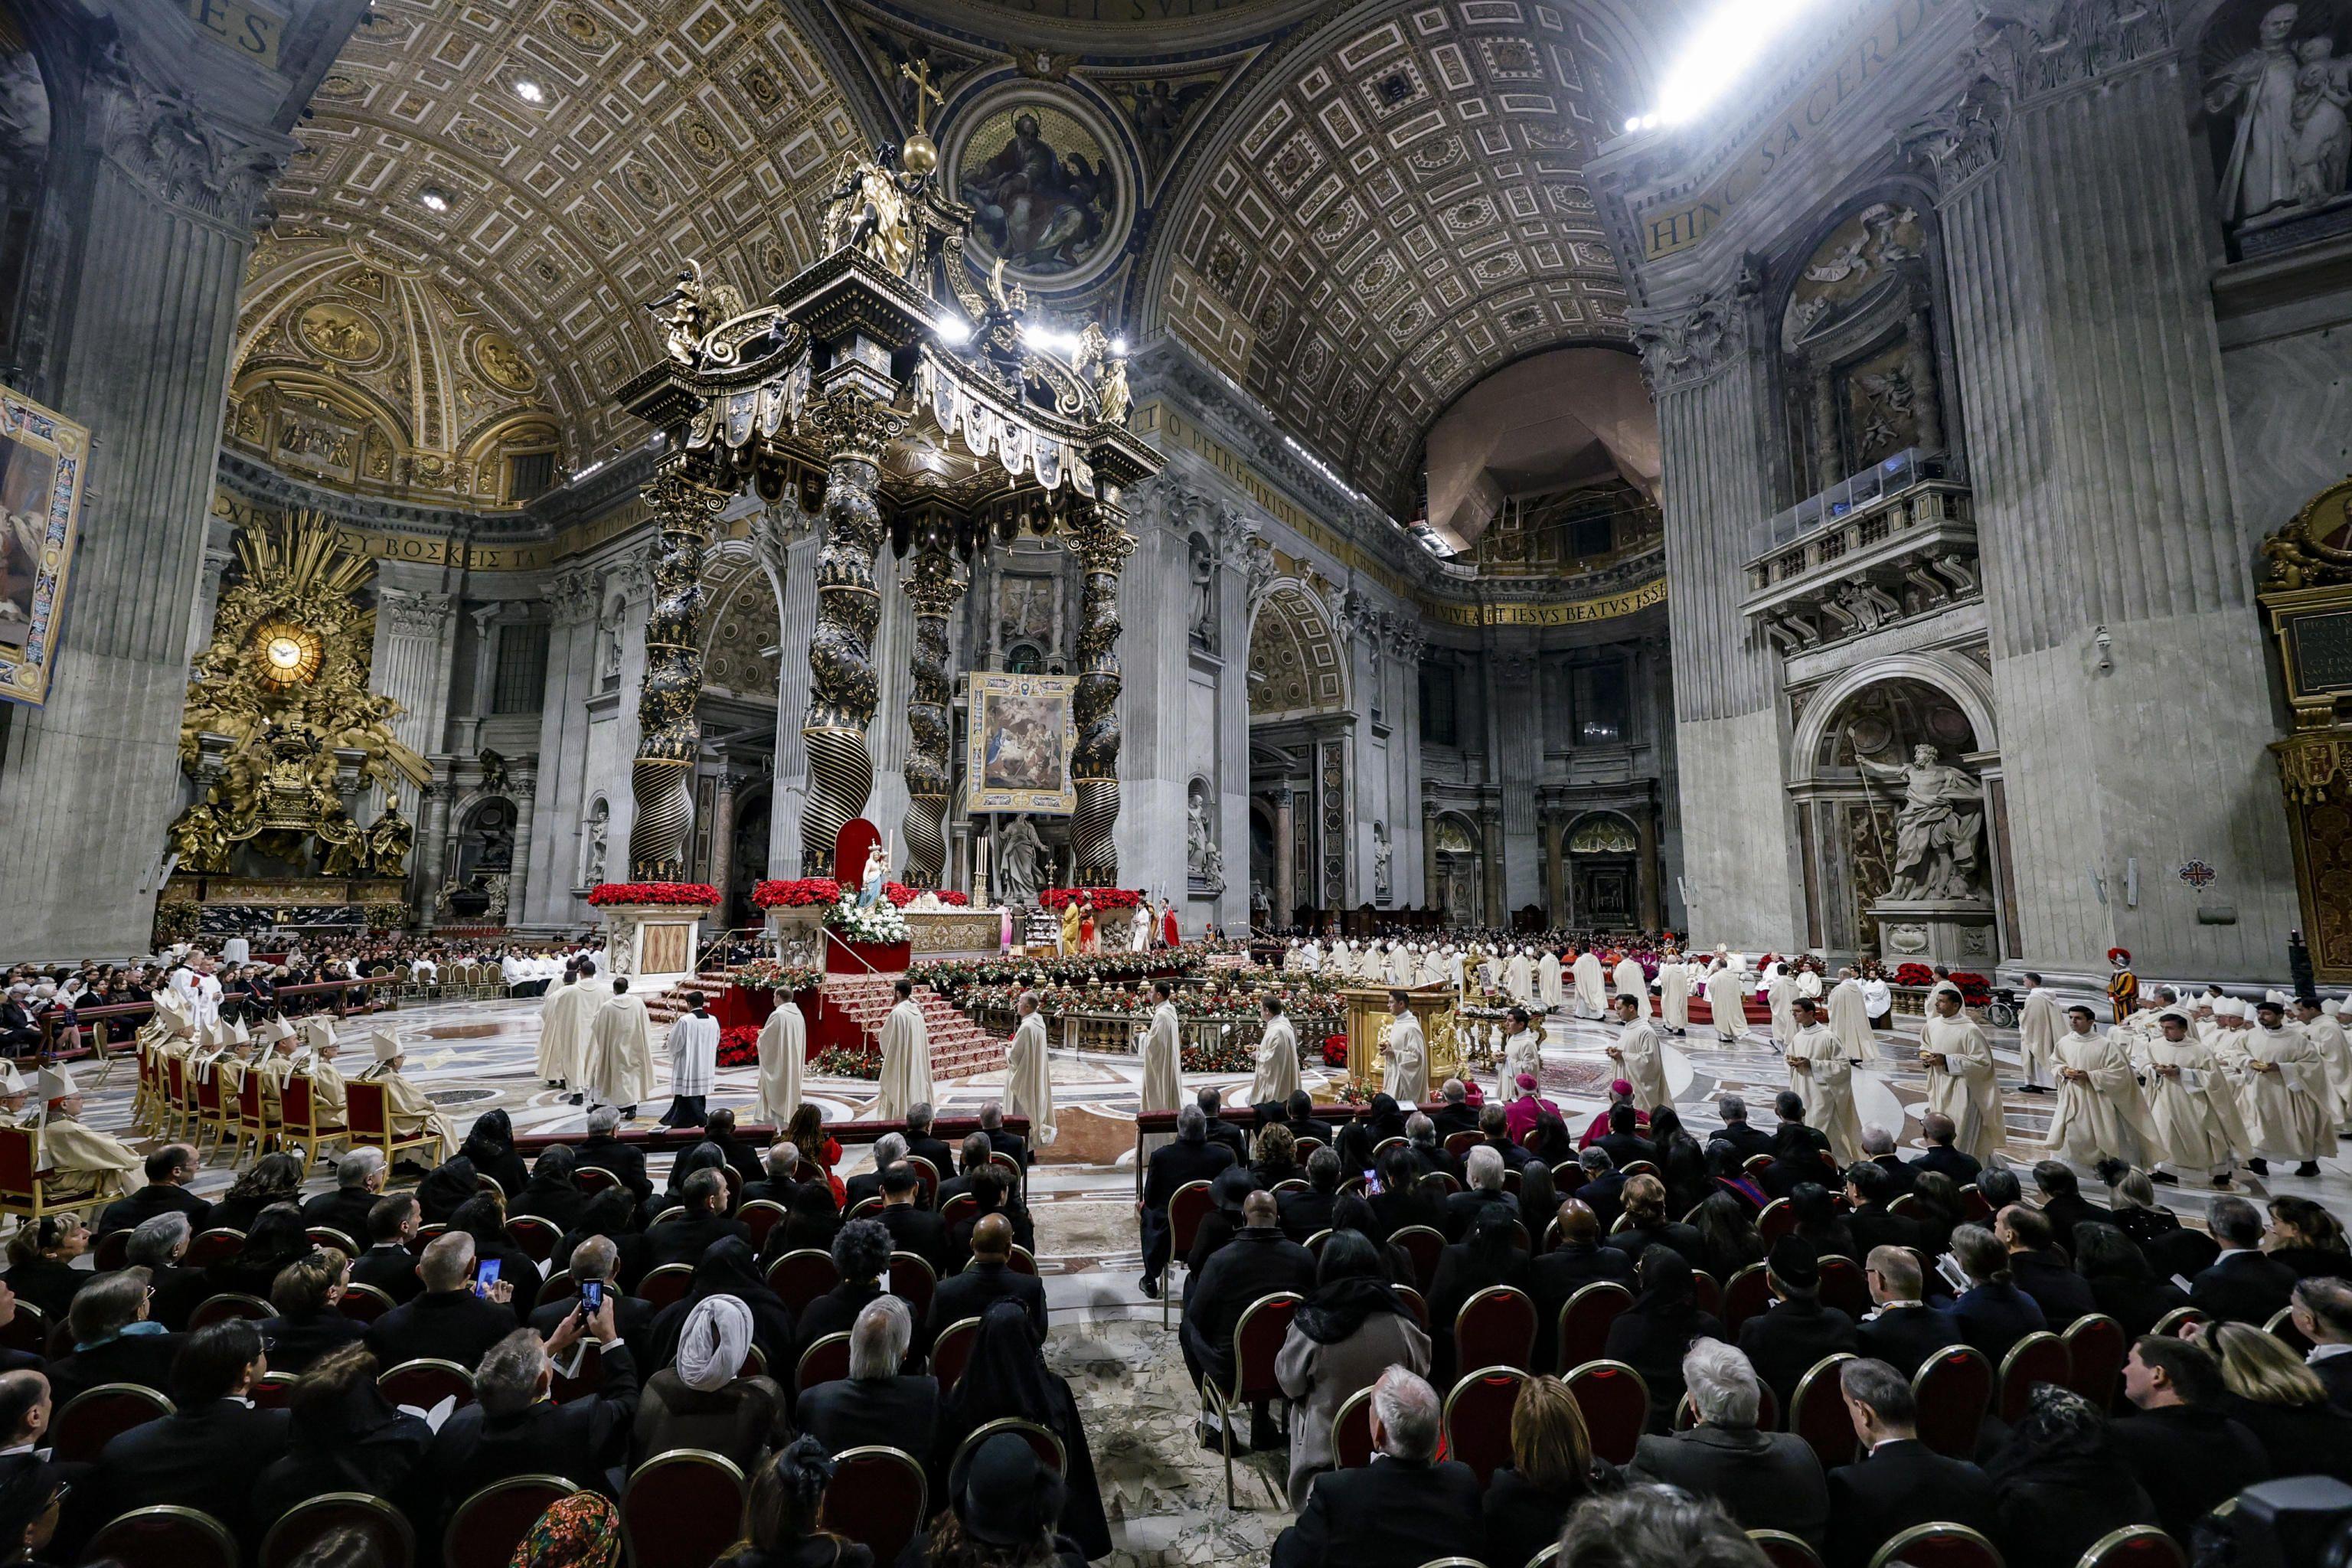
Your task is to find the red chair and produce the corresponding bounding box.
[797,1331,852,1396]
[1751,1530,1826,1568]
[2064,1314,2128,1407]
[904,1155,941,1208]
[738,1199,786,1249]
[1391,1225,1447,1292]
[576,1166,622,1197]
[250,1372,299,1410]
[940,1192,978,1231]
[54,1383,174,1462]
[890,1251,938,1327]
[379,1358,476,1412]
[505,1216,560,1264]
[82,1505,238,1568]
[1333,1385,1375,1468]
[637,1263,694,1311]
[1006,1245,1039,1277]
[1395,1284,1430,1330]
[1442,1366,1530,1484]
[1789,1354,1857,1468]
[821,1446,928,1565]
[185,1227,247,1269]
[1556,1281,1632,1374]
[1165,1179,1217,1326]
[1721,1263,1772,1331]
[1998,1331,2072,1422]
[2266,1306,2314,1356]
[932,1315,983,1393]
[189,1292,274,1328]
[93,1229,132,1272]
[442,1476,578,1568]
[1910,1345,1993,1458]
[1758,1199,1795,1243]
[2152,1307,2205,1338]
[622,1449,748,1568]
[766,1249,840,1313]
[2073,1524,2187,1568]
[1445,1131,1480,1158]
[1693,1269,1721,1316]
[1867,1521,2004,1568]
[305,1225,359,1256]
[1958,1185,1992,1222]
[1419,1171,1463,1198]
[536,1269,577,1311]
[1818,1256,1870,1320]
[1743,1154,1775,1179]
[1565,1360,1649,1466]
[1456,1285,1537,1371]
[1204,1292,1302,1505]
[260,1491,415,1568]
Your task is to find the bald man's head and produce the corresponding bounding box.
[971,1212,1013,1261]
[419,1230,478,1292]
[1243,1190,1279,1228]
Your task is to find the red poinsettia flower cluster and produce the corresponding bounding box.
[586,882,721,907]
[1321,1034,1349,1067]
[1037,887,1143,911]
[753,878,841,908]
[1948,971,1994,1004]
[1891,962,1936,987]
[717,1025,762,1068]
[934,890,971,906]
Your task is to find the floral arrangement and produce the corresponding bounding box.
[1948,970,1994,1004]
[718,1024,763,1068]
[586,882,721,907]
[753,878,840,908]
[913,946,1209,994]
[812,1045,881,1080]
[1181,1032,1256,1073]
[1332,1081,1370,1107]
[727,959,823,994]
[1891,962,1935,988]
[1321,1033,1350,1067]
[1038,887,1144,911]
[824,892,910,943]
[929,890,972,906]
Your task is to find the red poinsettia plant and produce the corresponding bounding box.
[753,878,841,908]
[1891,962,1936,987]
[1948,971,1994,1004]
[717,1025,762,1068]
[586,882,721,907]
[1038,887,1143,911]
[1321,1034,1349,1067]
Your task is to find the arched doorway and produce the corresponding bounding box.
[727,783,771,928]
[1247,580,1351,920]
[1432,813,1484,928]
[1566,811,1640,928]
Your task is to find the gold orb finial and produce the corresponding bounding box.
[902,132,939,177]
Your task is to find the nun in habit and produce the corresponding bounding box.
[1251,997,1302,1106]
[1004,991,1057,1147]
[753,989,805,1127]
[661,992,720,1128]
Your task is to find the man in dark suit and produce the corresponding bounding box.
[1707,1095,1774,1166]
[641,1168,750,1272]
[1628,1338,1830,1545]
[350,1192,426,1305]
[2112,1333,2272,1544]
[575,1106,652,1203]
[1429,1079,1481,1139]
[902,1102,956,1181]
[2192,1197,2301,1325]
[427,1303,637,1495]
[1568,1148,1627,1233]
[1855,1247,1962,1378]
[1364,1147,1448,1241]
[125,1213,210,1331]
[1475,1104,1532,1171]
[2292,1278,2352,1409]
[740,1142,805,1209]
[1532,1200,1635,1370]
[1596,1104,1659,1174]
[2032,1160,2102,1243]
[1401,1115,1459,1182]
[1909,1112,1983,1186]
[923,1213,1046,1352]
[876,1164,950,1275]
[1271,1368,1485,1568]
[797,1293,939,1470]
[1196,1088,1248,1165]
[1182,1191,1315,1434]
[1282,1090,1334,1147]
[95,1145,210,1239]
[1997,1204,2096,1328]
[1843,1163,1921,1256]
[89,1320,290,1545]
[1441,1146,1519,1241]
[1822,1357,1999,1568]
[842,1132,910,1213]
[1138,1104,1237,1298]
[1277,1150,1344,1243]
[42,1272,181,1403]
[364,1233,521,1370]
[297,1145,388,1249]
[933,1132,995,1214]
[0,1371,49,1492]
[1859,1126,1917,1198]
[978,1099,1030,1169]
[1735,1236,1857,1413]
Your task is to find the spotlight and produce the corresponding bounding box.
[418,186,450,212]
[933,313,973,345]
[514,79,545,104]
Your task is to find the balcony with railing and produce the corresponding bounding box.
[1741,449,1978,655]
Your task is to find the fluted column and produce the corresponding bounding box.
[797,395,902,873]
[628,470,729,880]
[508,760,539,917]
[899,544,964,887]
[364,582,456,851]
[1068,498,1136,886]
[417,779,454,922]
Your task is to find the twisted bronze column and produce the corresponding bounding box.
[1067,498,1135,886]
[627,471,728,880]
[797,392,903,874]
[899,544,963,888]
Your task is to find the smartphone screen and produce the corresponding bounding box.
[475,1258,502,1297]
[1363,1171,1383,1196]
[580,1279,604,1312]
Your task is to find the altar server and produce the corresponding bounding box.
[2043,1004,2155,1166]
[2232,995,2328,1178]
[1612,954,1648,1018]
[1571,948,1608,1017]
[1501,1007,1544,1102]
[1382,990,1428,1106]
[1827,967,1879,1066]
[662,991,720,1129]
[360,1031,457,1160]
[583,977,657,1116]
[537,964,596,1090]
[1004,990,1057,1147]
[1251,995,1301,1106]
[874,978,933,1122]
[1786,996,1864,1164]
[1919,986,2004,1164]
[1609,993,1669,1113]
[754,988,805,1128]
[1767,965,1798,1050]
[2014,974,2060,1093]
[2134,1005,2246,1187]
[1705,957,1747,1044]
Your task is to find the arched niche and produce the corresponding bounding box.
[1247,579,1348,720]
[1431,811,1485,929]
[578,795,611,890]
[699,545,782,701]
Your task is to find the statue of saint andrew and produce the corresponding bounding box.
[1858,743,1984,901]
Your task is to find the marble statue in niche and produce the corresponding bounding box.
[995,815,1044,906]
[2207,2,2352,225]
[1373,821,1393,903]
[1187,534,1217,652]
[580,799,609,887]
[1856,743,1984,900]
[1186,779,1225,892]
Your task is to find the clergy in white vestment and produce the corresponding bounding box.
[1139,981,1184,1158]
[1130,904,1152,953]
[1660,960,1692,1034]
[1537,949,1565,1011]
[537,966,596,1089]
[1570,950,1607,1017]
[1767,969,1798,1048]
[1422,947,1452,989]
[1251,996,1302,1106]
[1004,991,1057,1147]
[1918,988,2004,1164]
[1794,965,1823,1001]
[2296,997,2352,1128]
[2015,977,2062,1092]
[583,978,658,1114]
[660,993,720,1128]
[1501,1006,1544,1102]
[2232,998,2329,1174]
[1607,994,1669,1112]
[1705,960,1748,1043]
[1382,990,1429,1106]
[1479,950,1502,993]
[358,1031,458,1160]
[1786,998,1865,1164]
[1504,949,1535,1006]
[2133,1007,2246,1184]
[753,992,805,1127]
[2043,1004,2157,1167]
[293,1022,348,1125]
[874,978,934,1122]
[1612,956,1647,1018]
[1389,942,1415,988]
[1857,972,1893,1027]
[33,1065,142,1204]
[1283,940,1307,973]
[1827,970,1879,1066]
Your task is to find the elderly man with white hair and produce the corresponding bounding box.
[796,1294,938,1458]
[1628,1338,1831,1547]
[1003,990,1057,1148]
[1705,954,1748,1043]
[1269,1367,1482,1568]
[1441,1143,1516,1239]
[427,1307,629,1488]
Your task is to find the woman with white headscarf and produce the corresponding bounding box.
[633,1290,791,1471]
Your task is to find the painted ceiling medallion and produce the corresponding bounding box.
[296,302,382,364]
[944,87,1132,291]
[473,332,536,392]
